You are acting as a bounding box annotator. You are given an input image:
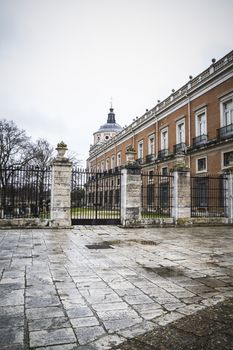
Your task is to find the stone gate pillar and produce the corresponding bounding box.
[171,169,191,223]
[50,142,72,227]
[121,164,141,226]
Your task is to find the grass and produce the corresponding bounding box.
[71,207,120,219]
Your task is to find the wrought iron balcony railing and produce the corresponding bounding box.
[158,149,169,159]
[136,158,144,165]
[217,124,233,140]
[192,134,208,147]
[173,142,187,154]
[145,154,156,163]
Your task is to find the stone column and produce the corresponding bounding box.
[226,170,233,223]
[121,164,141,227]
[50,143,72,227]
[172,169,191,223]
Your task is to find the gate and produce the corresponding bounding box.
[141,172,173,218]
[71,168,121,225]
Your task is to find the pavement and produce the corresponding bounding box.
[0,225,233,349]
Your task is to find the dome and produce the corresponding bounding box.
[98,122,122,132]
[98,107,122,132]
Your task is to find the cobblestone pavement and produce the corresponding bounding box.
[0,225,233,349]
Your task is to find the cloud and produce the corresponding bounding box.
[0,0,233,163]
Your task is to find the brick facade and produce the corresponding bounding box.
[87,51,233,175]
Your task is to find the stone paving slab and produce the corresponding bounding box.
[0,226,233,349]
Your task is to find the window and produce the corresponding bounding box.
[148,135,155,155]
[148,170,154,179]
[105,135,109,140]
[176,119,185,144]
[161,167,168,176]
[138,141,143,159]
[97,164,100,172]
[197,157,207,173]
[160,182,169,208]
[111,155,115,169]
[223,150,233,167]
[221,95,233,126]
[117,152,121,166]
[106,158,109,171]
[195,108,207,136]
[101,161,104,172]
[147,184,154,206]
[194,177,208,207]
[161,128,168,150]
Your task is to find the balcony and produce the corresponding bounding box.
[192,134,208,147]
[136,158,144,165]
[173,142,187,154]
[158,149,169,159]
[145,154,156,163]
[217,123,233,140]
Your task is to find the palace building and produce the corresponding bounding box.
[87,50,233,175]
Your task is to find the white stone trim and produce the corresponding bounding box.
[196,156,208,173]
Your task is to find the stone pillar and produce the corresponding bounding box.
[226,171,233,223]
[121,164,141,227]
[50,143,72,227]
[172,169,191,223]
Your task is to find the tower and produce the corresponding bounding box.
[93,106,122,145]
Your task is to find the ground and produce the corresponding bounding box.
[0,225,233,349]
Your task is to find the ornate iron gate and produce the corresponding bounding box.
[71,168,121,225]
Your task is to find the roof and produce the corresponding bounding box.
[97,107,122,132]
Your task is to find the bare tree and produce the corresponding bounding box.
[30,138,54,169]
[0,119,33,169]
[67,150,82,167]
[0,119,34,214]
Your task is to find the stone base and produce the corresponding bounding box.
[0,218,51,228]
[50,219,72,228]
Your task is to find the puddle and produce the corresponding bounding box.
[102,240,121,245]
[85,244,114,250]
[143,266,185,277]
[101,239,158,246]
[129,239,158,245]
[206,261,219,267]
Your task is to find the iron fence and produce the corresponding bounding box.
[141,172,173,218]
[0,166,51,219]
[191,174,227,217]
[71,168,121,224]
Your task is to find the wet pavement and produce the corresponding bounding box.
[0,225,233,349]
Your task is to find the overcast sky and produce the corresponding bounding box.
[0,0,233,165]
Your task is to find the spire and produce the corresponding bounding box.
[107,101,116,123]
